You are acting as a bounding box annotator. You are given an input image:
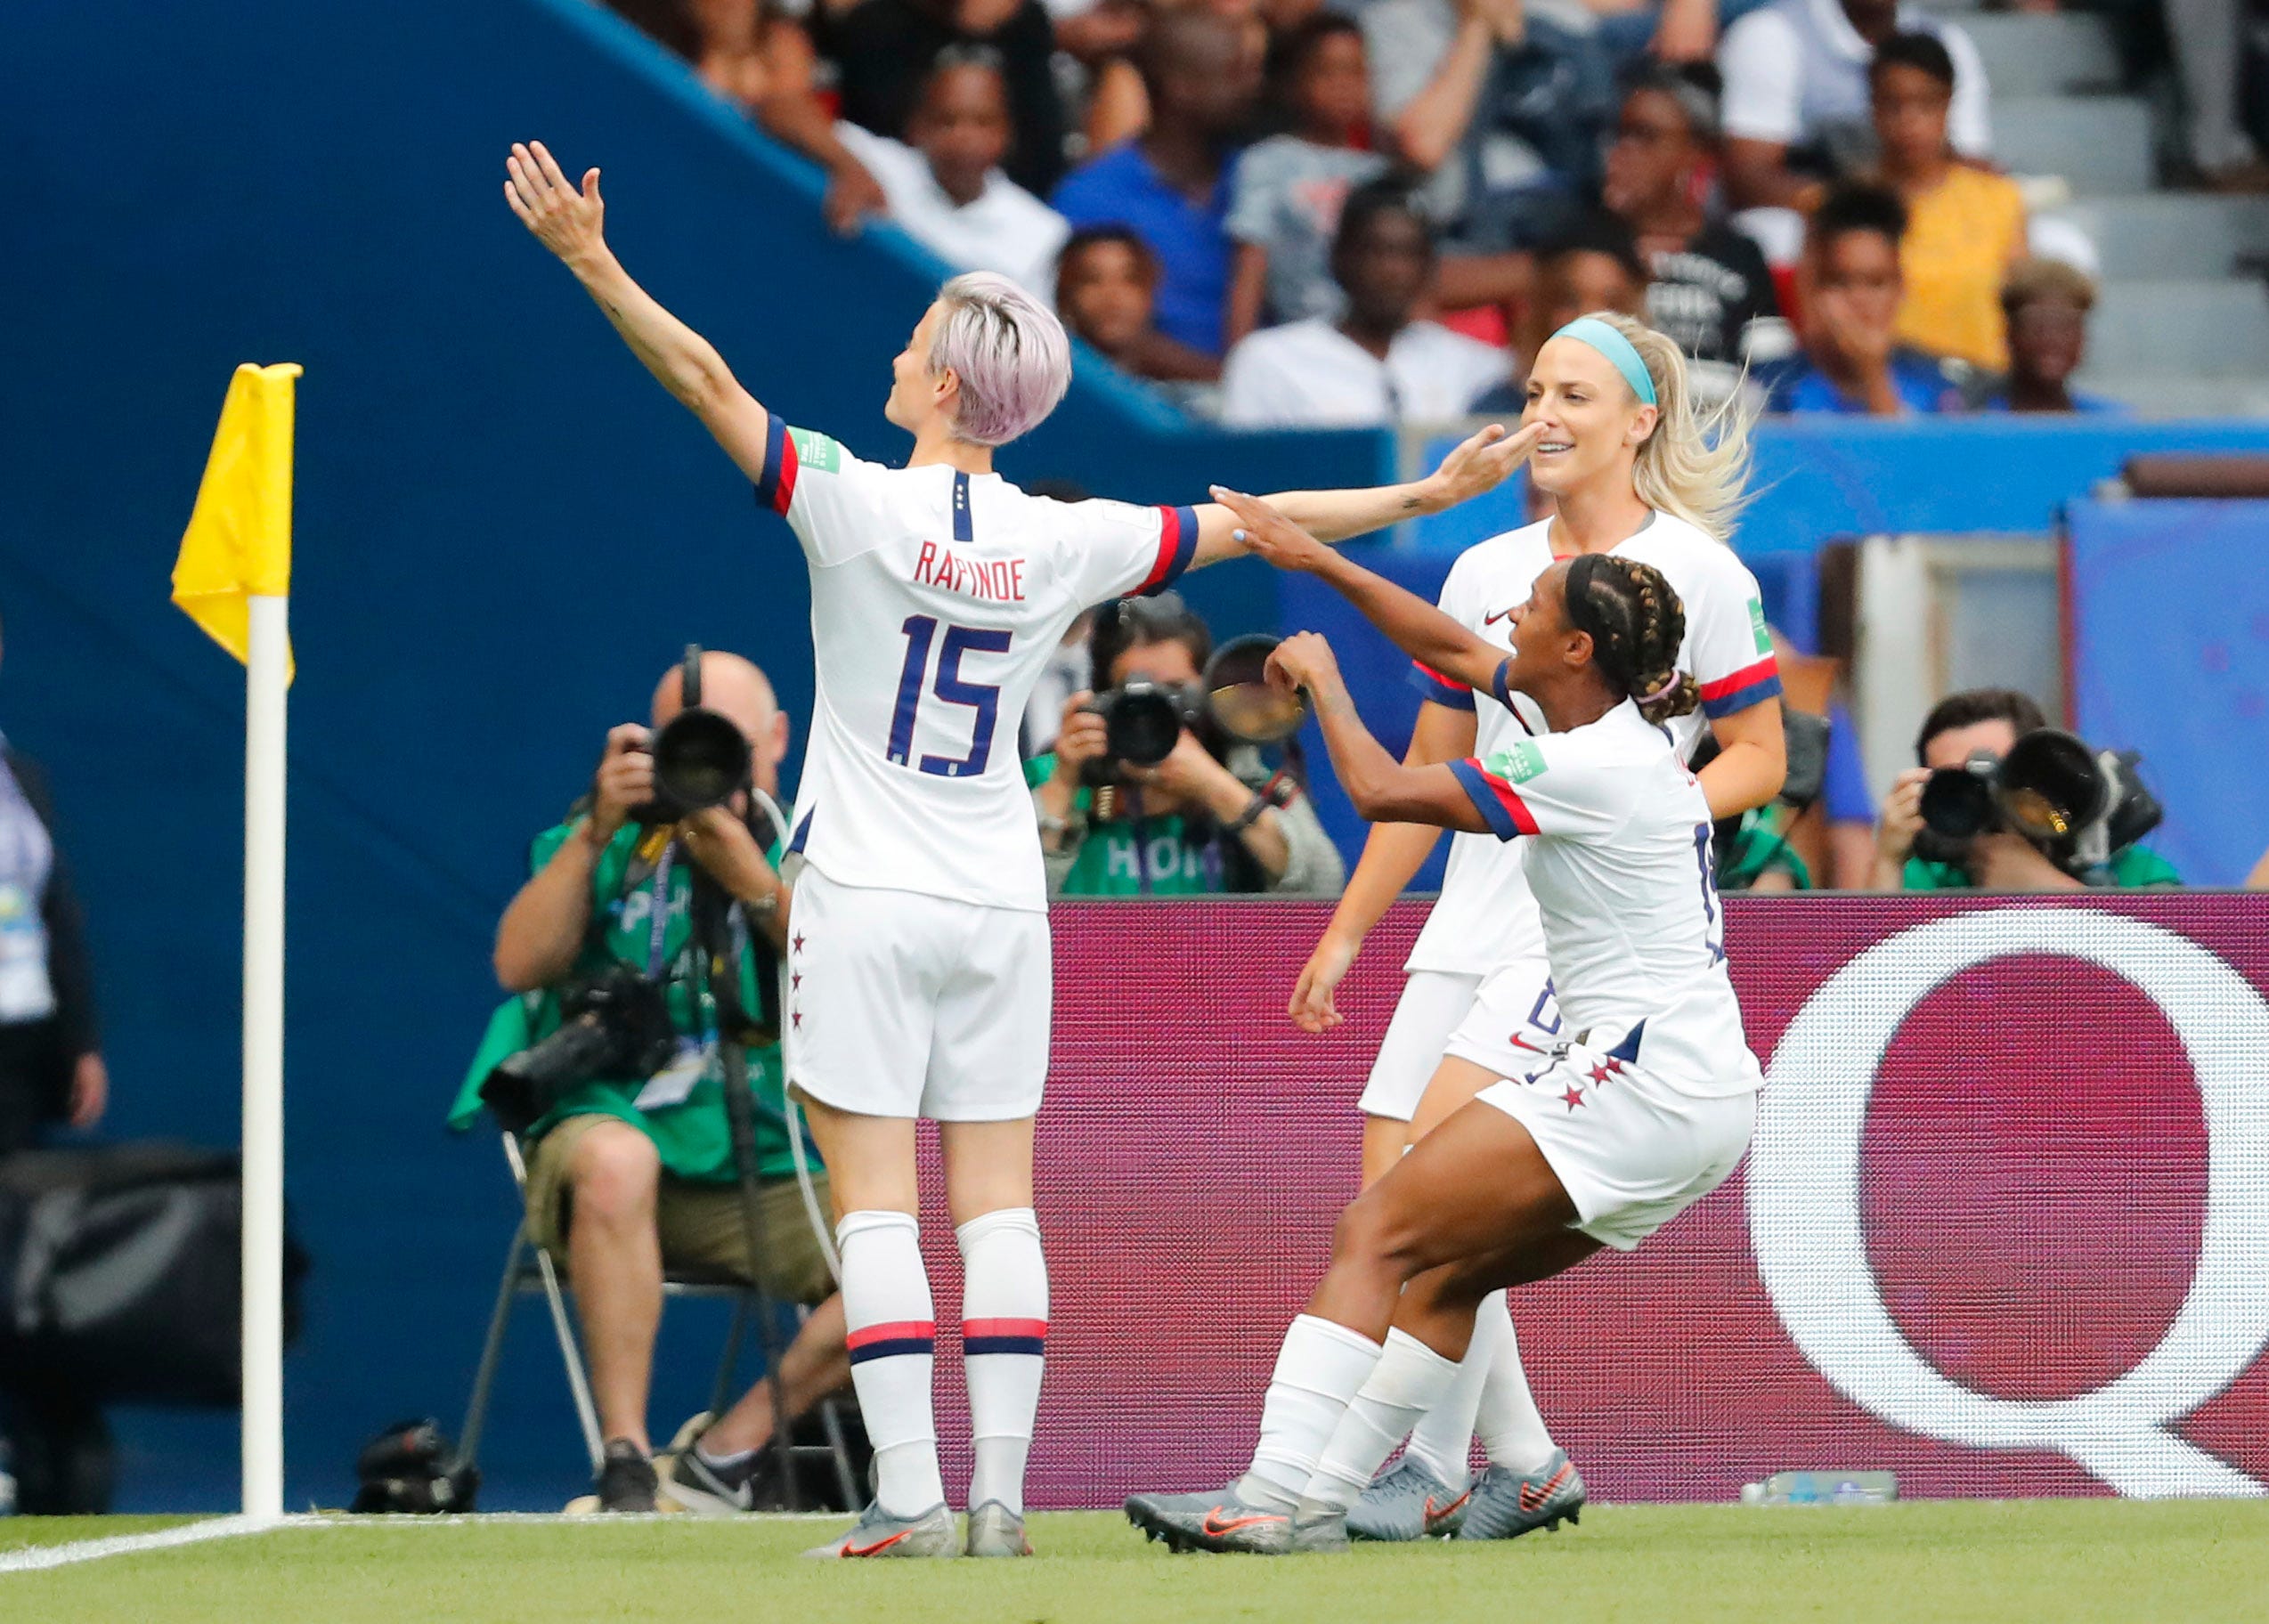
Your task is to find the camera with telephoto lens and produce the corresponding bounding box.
[1080,632,1308,782]
[629,644,755,824]
[477,966,679,1135]
[1914,727,2162,874]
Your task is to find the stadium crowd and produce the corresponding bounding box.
[606,0,2264,426]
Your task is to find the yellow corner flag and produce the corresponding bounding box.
[172,362,301,678]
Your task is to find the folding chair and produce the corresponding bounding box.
[454,1132,858,1508]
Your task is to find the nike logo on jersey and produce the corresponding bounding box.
[1202,1508,1286,1536]
[1483,607,1514,626]
[913,539,1027,603]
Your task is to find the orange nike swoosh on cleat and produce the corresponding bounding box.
[1202,1509,1287,1537]
[1424,1490,1473,1531]
[841,1531,911,1557]
[1518,1465,1574,1513]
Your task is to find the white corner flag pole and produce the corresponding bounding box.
[240,591,289,1519]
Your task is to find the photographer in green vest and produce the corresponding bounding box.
[451,653,846,1514]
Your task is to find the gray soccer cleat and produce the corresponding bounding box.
[802,1500,960,1559]
[1289,1505,1351,1554]
[964,1499,1033,1557]
[1346,1455,1475,1541]
[1124,1486,1292,1555]
[1457,1449,1585,1541]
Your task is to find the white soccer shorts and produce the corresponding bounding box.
[1357,970,1483,1121]
[783,868,1051,1122]
[1476,1035,1754,1252]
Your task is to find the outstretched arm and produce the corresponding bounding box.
[1267,636,1491,834]
[504,141,772,483]
[1183,422,1548,571]
[1218,489,1506,698]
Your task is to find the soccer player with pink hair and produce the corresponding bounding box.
[505,139,1539,1559]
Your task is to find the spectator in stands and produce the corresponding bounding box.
[1870,688,2182,891]
[1363,0,1620,252]
[1601,64,1785,379]
[1225,14,1392,345]
[1870,33,2023,372]
[2166,0,2269,191]
[1717,0,1989,215]
[1052,10,1263,357]
[1978,258,2121,415]
[1080,0,1274,158]
[826,0,1070,197]
[833,49,1069,298]
[1220,180,1509,426]
[1764,183,1963,414]
[1030,597,1345,897]
[1055,225,1224,386]
[611,0,890,233]
[469,654,849,1513]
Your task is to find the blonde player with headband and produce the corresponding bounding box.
[1276,313,1785,1543]
[504,139,1543,1560]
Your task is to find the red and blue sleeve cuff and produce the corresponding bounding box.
[1448,757,1538,841]
[1137,505,1201,596]
[1407,661,1476,710]
[1490,657,1517,713]
[1699,655,1782,719]
[752,416,800,516]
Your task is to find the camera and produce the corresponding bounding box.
[478,967,678,1135]
[1915,728,2162,873]
[630,644,755,824]
[1080,633,1307,778]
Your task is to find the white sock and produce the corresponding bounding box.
[1238,1314,1384,1510]
[1401,1291,1510,1483]
[1305,1329,1462,1514]
[957,1206,1047,1516]
[1475,1310,1557,1476]
[837,1209,944,1515]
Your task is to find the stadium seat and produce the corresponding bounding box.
[450,1133,858,1512]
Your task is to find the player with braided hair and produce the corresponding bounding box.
[1278,312,1783,1546]
[1126,500,1761,1555]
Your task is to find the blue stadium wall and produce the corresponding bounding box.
[8,0,2269,1511]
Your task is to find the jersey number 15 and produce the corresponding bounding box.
[887,615,1009,777]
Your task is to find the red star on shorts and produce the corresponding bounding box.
[791,971,802,991]
[792,933,805,954]
[1561,1084,1586,1111]
[792,1011,803,1030]
[1589,1062,1613,1084]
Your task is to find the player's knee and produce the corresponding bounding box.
[568,1124,660,1222]
[1330,1191,1414,1276]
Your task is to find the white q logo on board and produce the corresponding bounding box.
[1750,908,2269,1497]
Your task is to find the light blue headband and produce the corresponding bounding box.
[1552,316,1656,407]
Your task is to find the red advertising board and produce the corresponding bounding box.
[908,895,2269,1506]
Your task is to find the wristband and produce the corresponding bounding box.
[1226,792,1273,836]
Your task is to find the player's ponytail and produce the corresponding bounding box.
[1566,555,1700,726]
[1585,311,1755,545]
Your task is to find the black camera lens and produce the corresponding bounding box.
[650,708,752,817]
[1918,761,1998,840]
[1094,683,1186,768]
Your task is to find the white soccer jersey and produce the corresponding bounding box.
[757,420,1197,912]
[1450,702,1762,1099]
[1402,511,1783,976]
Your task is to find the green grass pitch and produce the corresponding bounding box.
[5,1503,2266,1622]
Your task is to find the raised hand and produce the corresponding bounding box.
[1420,420,1549,511]
[504,141,607,267]
[1265,631,1342,699]
[1210,486,1334,572]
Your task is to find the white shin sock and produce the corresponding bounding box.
[956,1206,1047,1516]
[1305,1328,1462,1514]
[837,1209,945,1515]
[1400,1290,1510,1483]
[1238,1314,1384,1510]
